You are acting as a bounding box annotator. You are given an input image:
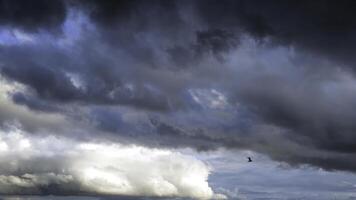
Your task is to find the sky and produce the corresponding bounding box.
[1,0,356,199]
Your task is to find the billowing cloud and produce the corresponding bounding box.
[0,124,224,199]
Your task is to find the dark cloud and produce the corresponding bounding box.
[79,0,138,26]
[0,45,171,111]
[0,0,66,32]
[166,29,239,67]
[1,65,80,102]
[195,29,239,60]
[2,0,356,175]
[195,0,356,65]
[149,118,222,151]
[11,92,60,112]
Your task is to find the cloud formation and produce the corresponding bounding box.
[0,0,66,32]
[0,125,221,199]
[1,0,356,183]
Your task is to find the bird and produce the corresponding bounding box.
[247,157,252,162]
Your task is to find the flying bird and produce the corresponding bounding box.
[247,157,252,162]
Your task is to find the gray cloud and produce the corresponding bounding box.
[194,0,356,66]
[1,0,356,178]
[0,0,66,32]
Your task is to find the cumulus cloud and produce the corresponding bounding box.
[0,125,223,199]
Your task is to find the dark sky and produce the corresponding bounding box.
[1,0,356,199]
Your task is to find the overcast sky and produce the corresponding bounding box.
[1,0,356,199]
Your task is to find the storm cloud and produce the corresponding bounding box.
[0,0,66,32]
[1,0,356,197]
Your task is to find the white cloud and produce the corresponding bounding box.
[0,125,224,199]
[0,76,69,132]
[189,89,228,109]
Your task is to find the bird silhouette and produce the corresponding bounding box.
[247,157,252,162]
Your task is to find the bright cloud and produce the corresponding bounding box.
[0,125,224,199]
